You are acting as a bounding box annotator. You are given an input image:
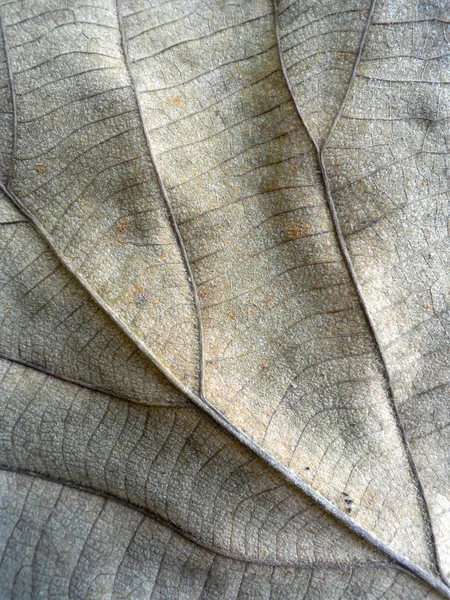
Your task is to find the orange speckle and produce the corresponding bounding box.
[166,96,183,107]
[286,219,312,239]
[263,181,281,193]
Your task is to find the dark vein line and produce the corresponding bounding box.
[0,13,17,186]
[274,0,447,587]
[15,51,120,76]
[126,1,202,42]
[0,352,190,408]
[320,1,376,149]
[0,464,392,571]
[131,13,272,64]
[142,44,277,97]
[15,66,121,98]
[0,219,27,226]
[114,0,205,398]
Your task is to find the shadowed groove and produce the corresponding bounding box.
[0,13,17,185]
[0,352,190,407]
[0,464,405,570]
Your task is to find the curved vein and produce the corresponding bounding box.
[114,0,205,397]
[273,0,445,585]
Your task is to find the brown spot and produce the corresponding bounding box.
[36,164,46,173]
[259,360,268,369]
[263,181,281,193]
[153,300,159,307]
[116,219,129,233]
[422,179,428,185]
[166,96,183,107]
[286,219,312,239]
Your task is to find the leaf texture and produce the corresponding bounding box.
[0,471,442,600]
[2,0,201,389]
[278,0,450,580]
[0,192,187,406]
[0,0,449,597]
[0,356,381,566]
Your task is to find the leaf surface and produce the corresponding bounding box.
[0,470,442,600]
[278,0,450,580]
[0,0,449,597]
